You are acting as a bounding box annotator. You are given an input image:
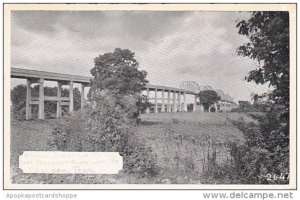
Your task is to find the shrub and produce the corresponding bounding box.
[52,91,159,178]
[228,114,289,184]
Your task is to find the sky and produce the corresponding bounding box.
[10,11,271,102]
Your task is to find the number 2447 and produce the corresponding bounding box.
[265,173,289,181]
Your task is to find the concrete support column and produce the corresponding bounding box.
[146,88,150,113]
[198,95,201,112]
[173,91,177,112]
[214,102,218,112]
[193,95,197,112]
[56,82,62,118]
[26,79,32,120]
[161,90,165,113]
[38,78,45,120]
[178,92,182,112]
[81,83,85,110]
[154,88,158,113]
[69,81,74,112]
[167,90,171,112]
[183,92,187,112]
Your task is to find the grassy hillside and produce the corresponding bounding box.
[135,112,250,183]
[10,112,255,184]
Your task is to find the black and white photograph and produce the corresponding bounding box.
[3,3,296,189]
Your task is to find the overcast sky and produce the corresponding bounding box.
[11,11,271,101]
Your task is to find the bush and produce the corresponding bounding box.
[227,114,289,184]
[52,91,159,178]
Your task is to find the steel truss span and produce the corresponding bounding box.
[180,81,213,93]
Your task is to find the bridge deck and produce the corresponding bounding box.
[11,68,91,84]
[11,68,195,94]
[146,84,196,95]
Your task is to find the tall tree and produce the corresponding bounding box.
[236,11,289,180]
[89,48,149,116]
[237,11,289,120]
[90,48,148,97]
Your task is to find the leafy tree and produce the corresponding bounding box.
[197,90,220,111]
[11,84,81,119]
[237,11,289,120]
[90,48,148,96]
[89,48,149,117]
[52,49,159,178]
[236,11,289,182]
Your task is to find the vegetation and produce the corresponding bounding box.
[12,112,249,184]
[231,11,290,183]
[52,48,158,178]
[197,90,220,111]
[10,12,290,184]
[11,84,81,119]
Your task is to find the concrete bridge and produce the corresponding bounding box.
[144,84,197,113]
[11,68,198,120]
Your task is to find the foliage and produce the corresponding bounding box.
[197,90,221,111]
[52,48,159,178]
[52,90,159,178]
[89,48,148,97]
[235,11,289,183]
[11,84,81,119]
[237,11,289,122]
[229,116,288,184]
[89,48,149,118]
[136,94,152,114]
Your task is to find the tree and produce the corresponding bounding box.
[236,11,289,182]
[197,90,220,111]
[237,11,289,121]
[52,49,159,177]
[89,48,149,116]
[90,48,148,96]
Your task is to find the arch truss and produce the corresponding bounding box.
[180,81,214,94]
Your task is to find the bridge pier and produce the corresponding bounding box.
[38,78,45,120]
[26,79,32,120]
[193,95,197,112]
[183,92,187,112]
[56,82,62,118]
[154,88,158,113]
[167,90,171,112]
[173,91,177,112]
[178,92,182,112]
[69,81,74,113]
[161,90,165,112]
[81,83,85,110]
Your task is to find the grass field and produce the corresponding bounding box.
[10,112,255,184]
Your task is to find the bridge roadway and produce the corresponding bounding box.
[11,68,198,120]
